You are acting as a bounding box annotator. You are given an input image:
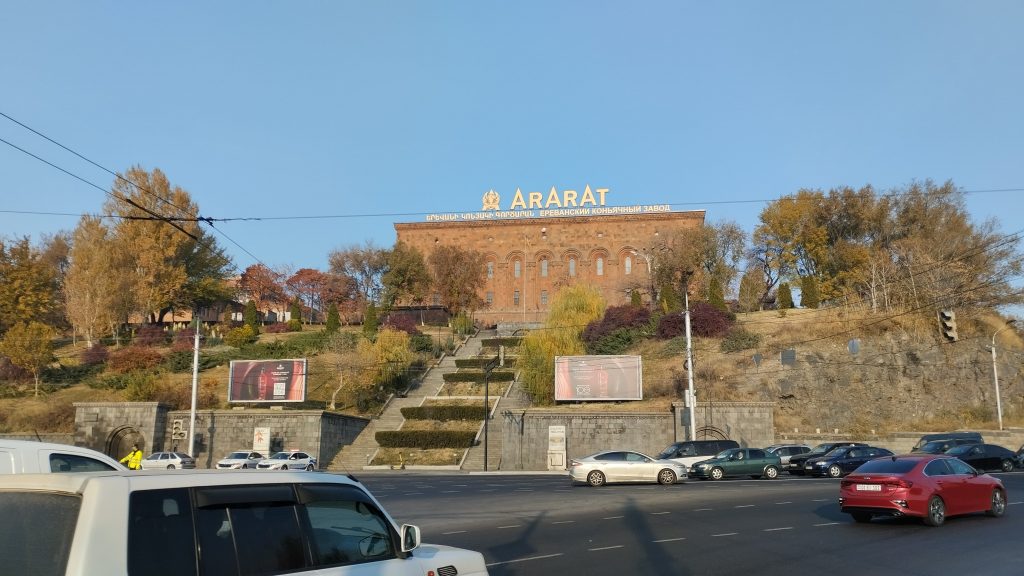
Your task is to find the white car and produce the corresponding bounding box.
[216,450,265,469]
[257,450,316,470]
[0,469,489,576]
[569,450,687,486]
[139,451,196,470]
[0,439,124,474]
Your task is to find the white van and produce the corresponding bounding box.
[0,439,124,474]
[0,469,489,576]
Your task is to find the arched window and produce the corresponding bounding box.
[513,290,520,306]
[596,257,604,276]
[624,256,632,275]
[541,290,548,306]
[540,258,548,277]
[514,260,521,278]
[487,262,494,279]
[569,258,577,277]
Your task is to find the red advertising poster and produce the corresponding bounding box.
[554,355,642,401]
[228,359,307,403]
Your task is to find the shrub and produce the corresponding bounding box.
[582,304,651,346]
[264,322,292,334]
[401,405,487,421]
[451,312,474,335]
[0,356,31,381]
[80,343,109,366]
[147,377,221,409]
[409,334,435,353]
[123,372,158,401]
[287,318,303,332]
[442,371,514,383]
[41,363,102,384]
[656,313,686,339]
[325,303,341,333]
[225,325,258,348]
[134,324,168,346]
[243,301,260,331]
[720,327,762,352]
[375,430,477,449]
[108,346,164,373]
[690,302,733,338]
[382,314,420,335]
[89,371,150,391]
[363,303,379,339]
[481,337,523,348]
[171,328,197,352]
[588,327,643,355]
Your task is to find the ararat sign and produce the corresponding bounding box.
[425,185,671,222]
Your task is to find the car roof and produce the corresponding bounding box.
[0,469,360,494]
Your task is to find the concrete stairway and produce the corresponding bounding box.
[459,375,532,472]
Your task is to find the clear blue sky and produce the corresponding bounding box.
[2,1,1023,280]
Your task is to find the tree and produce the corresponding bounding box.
[427,245,487,317]
[777,281,794,309]
[238,264,286,312]
[243,300,260,331]
[630,289,642,307]
[289,298,303,324]
[708,277,727,312]
[363,302,379,339]
[286,268,328,323]
[320,272,362,325]
[519,285,605,404]
[325,303,341,333]
[697,221,747,300]
[737,266,765,312]
[0,321,56,396]
[381,241,431,315]
[328,241,389,304]
[103,166,233,322]
[0,236,61,334]
[63,217,130,345]
[800,275,820,308]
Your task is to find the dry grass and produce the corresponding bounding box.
[438,382,510,396]
[400,420,480,432]
[371,447,464,466]
[422,398,482,406]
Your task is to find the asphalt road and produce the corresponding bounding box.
[358,470,1024,576]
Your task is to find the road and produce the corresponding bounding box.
[359,471,1024,576]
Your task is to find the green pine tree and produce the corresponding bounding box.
[630,289,642,307]
[289,298,303,324]
[777,282,794,309]
[708,277,727,312]
[243,300,260,332]
[325,303,341,333]
[363,302,379,339]
[800,275,820,309]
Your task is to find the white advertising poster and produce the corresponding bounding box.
[554,355,643,401]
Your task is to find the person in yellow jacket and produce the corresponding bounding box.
[120,444,143,470]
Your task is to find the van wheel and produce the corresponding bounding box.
[281,465,289,470]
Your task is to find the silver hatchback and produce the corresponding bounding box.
[569,450,686,487]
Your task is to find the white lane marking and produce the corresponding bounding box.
[552,520,575,525]
[1010,501,1023,505]
[735,504,755,508]
[478,489,497,492]
[497,525,521,529]
[764,527,793,532]
[711,532,738,537]
[453,484,468,487]
[442,530,467,535]
[651,511,671,515]
[404,492,423,496]
[775,501,792,505]
[441,490,459,494]
[589,545,624,551]
[813,522,840,526]
[654,537,687,543]
[694,508,713,511]
[603,515,624,520]
[515,488,534,492]
[812,498,830,502]
[486,553,564,567]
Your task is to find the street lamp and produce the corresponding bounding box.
[682,271,696,441]
[989,319,1017,431]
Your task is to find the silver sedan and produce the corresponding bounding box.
[569,450,686,486]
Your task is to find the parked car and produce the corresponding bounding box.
[945,443,1018,473]
[0,439,125,474]
[569,450,686,486]
[915,438,982,454]
[765,444,811,466]
[911,432,983,452]
[139,451,196,470]
[216,450,265,469]
[257,450,317,471]
[786,442,868,475]
[0,469,490,575]
[804,445,893,478]
[656,439,740,470]
[840,454,1006,526]
[688,448,782,480]
[1017,444,1024,468]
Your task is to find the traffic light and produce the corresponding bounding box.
[938,309,958,342]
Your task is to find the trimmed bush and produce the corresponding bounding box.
[720,327,762,352]
[134,324,168,346]
[690,301,733,337]
[225,325,258,348]
[264,322,292,334]
[41,363,102,384]
[108,346,164,373]
[656,313,686,339]
[287,318,303,332]
[442,370,514,383]
[382,315,420,335]
[481,337,522,348]
[376,430,477,449]
[171,328,197,352]
[409,334,434,353]
[401,405,487,421]
[582,304,651,346]
[80,343,109,366]
[455,357,502,369]
[587,327,643,355]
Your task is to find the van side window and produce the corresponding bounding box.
[50,453,117,472]
[297,484,398,567]
[699,443,718,456]
[128,489,197,576]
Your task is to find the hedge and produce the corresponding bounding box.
[455,357,517,369]
[481,337,522,348]
[401,405,487,421]
[375,430,477,449]
[442,370,515,383]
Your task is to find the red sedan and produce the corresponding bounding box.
[839,454,1006,526]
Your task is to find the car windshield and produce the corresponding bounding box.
[656,447,675,459]
[854,459,917,474]
[226,452,249,459]
[270,453,291,460]
[715,449,738,459]
[945,445,971,456]
[920,442,948,453]
[808,444,836,455]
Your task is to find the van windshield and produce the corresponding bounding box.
[0,492,80,575]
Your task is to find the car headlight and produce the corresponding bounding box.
[816,461,828,467]
[698,464,710,470]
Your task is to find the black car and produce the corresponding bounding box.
[945,443,1018,472]
[915,438,981,454]
[786,442,868,475]
[804,445,892,478]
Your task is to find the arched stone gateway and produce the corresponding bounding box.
[107,426,145,461]
[695,426,727,441]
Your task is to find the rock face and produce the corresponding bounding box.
[728,331,1021,432]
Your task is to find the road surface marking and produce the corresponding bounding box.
[764,527,793,532]
[654,537,687,543]
[478,489,497,492]
[651,511,671,515]
[1010,501,1023,505]
[442,530,467,535]
[603,515,624,520]
[441,490,459,493]
[694,508,713,511]
[775,501,792,505]
[403,492,423,496]
[486,553,564,567]
[813,522,840,526]
[812,498,830,502]
[497,525,521,529]
[735,504,755,508]
[453,484,468,487]
[711,532,738,537]
[515,488,534,492]
[589,545,624,551]
[552,520,575,525]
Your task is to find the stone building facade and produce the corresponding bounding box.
[395,210,705,325]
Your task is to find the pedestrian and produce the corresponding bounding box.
[120,444,143,470]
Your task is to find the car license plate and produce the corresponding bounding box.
[856,484,881,491]
[805,465,813,470]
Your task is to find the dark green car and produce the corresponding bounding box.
[688,448,782,480]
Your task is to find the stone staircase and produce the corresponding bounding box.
[459,376,532,471]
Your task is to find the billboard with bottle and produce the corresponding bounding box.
[228,359,307,402]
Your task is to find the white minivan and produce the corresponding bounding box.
[0,439,124,474]
[0,469,489,576]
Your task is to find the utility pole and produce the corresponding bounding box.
[684,286,696,441]
[990,319,1017,431]
[188,312,201,457]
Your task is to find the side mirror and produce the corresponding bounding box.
[400,524,421,554]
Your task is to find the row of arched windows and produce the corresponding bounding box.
[486,255,637,279]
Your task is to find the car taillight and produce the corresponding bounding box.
[887,479,913,489]
[840,480,853,489]
[569,460,580,468]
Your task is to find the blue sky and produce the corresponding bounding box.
[2,1,1022,278]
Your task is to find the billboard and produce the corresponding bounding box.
[554,355,642,401]
[228,359,307,403]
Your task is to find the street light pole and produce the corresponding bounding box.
[188,311,201,457]
[684,285,696,441]
[990,319,1017,431]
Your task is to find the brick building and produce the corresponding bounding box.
[394,209,705,325]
